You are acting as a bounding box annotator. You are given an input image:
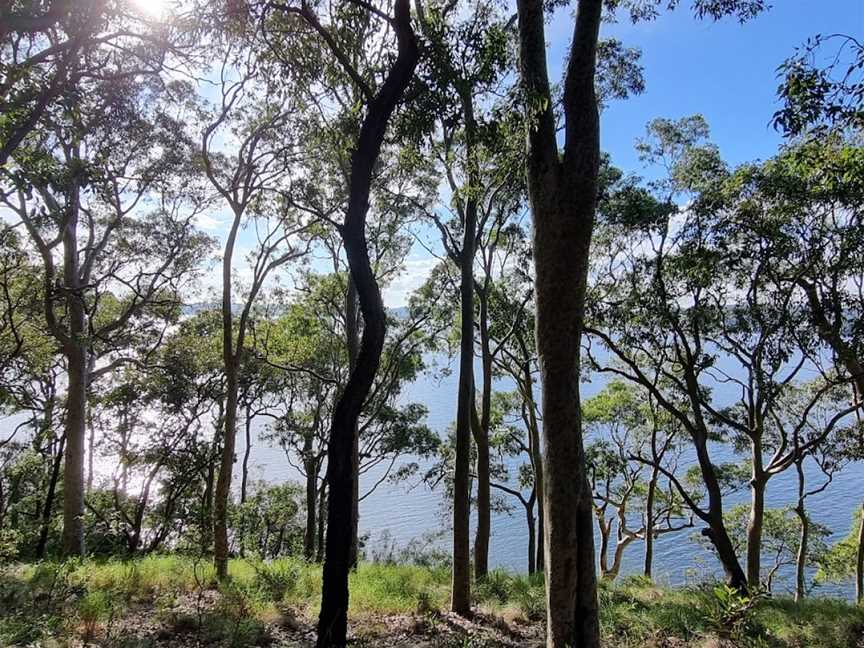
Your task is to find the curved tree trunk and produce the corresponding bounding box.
[315,5,418,645]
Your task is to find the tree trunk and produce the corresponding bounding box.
[526,495,537,575]
[522,353,545,572]
[346,276,361,569]
[315,6,418,644]
[794,501,808,602]
[857,502,864,605]
[515,0,603,645]
[213,365,238,579]
[316,483,326,564]
[61,181,88,556]
[451,91,480,616]
[473,289,492,581]
[747,461,766,588]
[37,432,66,559]
[304,449,318,560]
[241,402,252,505]
[644,466,658,578]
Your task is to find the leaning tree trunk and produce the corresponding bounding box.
[37,432,66,559]
[516,0,603,645]
[315,5,418,645]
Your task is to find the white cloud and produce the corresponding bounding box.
[383,256,439,309]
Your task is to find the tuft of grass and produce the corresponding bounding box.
[348,562,450,615]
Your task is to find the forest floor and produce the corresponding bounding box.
[1,556,863,648]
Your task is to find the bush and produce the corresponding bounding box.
[252,558,300,601]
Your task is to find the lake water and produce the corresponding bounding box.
[236,352,864,602]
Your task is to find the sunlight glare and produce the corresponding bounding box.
[133,0,169,17]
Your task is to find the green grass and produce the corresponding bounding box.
[2,556,863,647]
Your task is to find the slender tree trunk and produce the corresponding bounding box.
[346,277,361,569]
[316,483,326,564]
[746,439,766,588]
[241,402,252,505]
[311,5,417,644]
[37,432,66,559]
[526,495,537,575]
[794,502,808,602]
[304,451,318,560]
[213,365,238,579]
[857,502,864,605]
[473,289,492,581]
[86,412,94,493]
[522,354,545,572]
[451,94,479,615]
[515,0,603,644]
[597,514,611,579]
[644,466,658,578]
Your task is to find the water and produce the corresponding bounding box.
[237,352,864,602]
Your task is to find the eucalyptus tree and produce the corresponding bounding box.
[256,2,419,643]
[583,381,693,581]
[514,1,768,639]
[0,0,198,165]
[192,38,312,578]
[0,64,213,555]
[408,0,514,597]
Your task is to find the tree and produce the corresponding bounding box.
[259,2,419,644]
[410,0,517,596]
[194,41,310,579]
[1,65,212,555]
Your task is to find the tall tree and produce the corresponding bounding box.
[260,1,419,644]
[513,0,604,644]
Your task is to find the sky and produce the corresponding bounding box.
[174,1,864,307]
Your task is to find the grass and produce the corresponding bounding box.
[1,556,863,647]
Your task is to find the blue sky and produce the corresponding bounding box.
[194,1,863,307]
[591,0,863,172]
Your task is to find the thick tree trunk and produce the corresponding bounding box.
[213,366,238,579]
[473,290,492,581]
[315,5,418,644]
[516,0,603,645]
[37,432,66,559]
[61,184,88,556]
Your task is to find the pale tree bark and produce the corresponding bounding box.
[515,0,603,645]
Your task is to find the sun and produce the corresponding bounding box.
[132,0,170,17]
